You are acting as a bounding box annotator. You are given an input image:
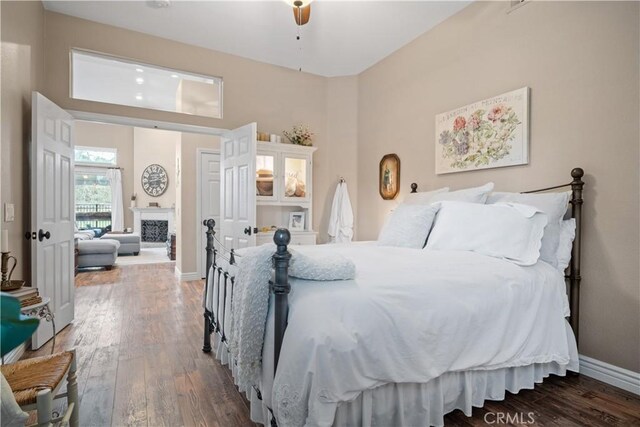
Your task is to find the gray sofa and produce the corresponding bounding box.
[100,232,141,255]
[77,239,120,270]
[75,228,120,270]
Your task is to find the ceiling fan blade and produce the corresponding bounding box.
[293,4,311,26]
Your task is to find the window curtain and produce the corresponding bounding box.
[106,168,124,232]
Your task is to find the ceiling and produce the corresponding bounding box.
[42,1,471,77]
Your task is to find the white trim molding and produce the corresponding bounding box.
[174,267,201,282]
[69,110,227,136]
[580,355,640,395]
[1,343,26,365]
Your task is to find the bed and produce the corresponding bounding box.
[201,168,585,427]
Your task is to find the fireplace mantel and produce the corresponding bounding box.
[130,207,175,238]
[130,207,175,213]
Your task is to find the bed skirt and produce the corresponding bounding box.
[213,332,578,427]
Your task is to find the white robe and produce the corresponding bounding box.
[328,182,354,243]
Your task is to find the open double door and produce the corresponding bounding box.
[218,122,258,251]
[30,92,257,348]
[29,92,75,349]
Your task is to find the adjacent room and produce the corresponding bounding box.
[1,1,638,426]
[73,121,220,272]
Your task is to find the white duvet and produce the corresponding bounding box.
[207,243,577,427]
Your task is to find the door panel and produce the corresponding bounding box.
[61,157,71,220]
[224,140,234,158]
[44,150,56,221]
[31,92,75,349]
[239,136,249,154]
[199,151,220,278]
[59,241,71,306]
[61,121,72,145]
[238,165,249,220]
[224,168,234,220]
[219,123,257,250]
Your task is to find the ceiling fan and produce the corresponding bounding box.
[286,0,312,26]
[284,0,313,71]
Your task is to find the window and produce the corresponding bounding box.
[74,146,117,166]
[75,170,112,231]
[74,145,116,232]
[71,49,223,119]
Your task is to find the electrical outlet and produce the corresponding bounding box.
[4,203,15,222]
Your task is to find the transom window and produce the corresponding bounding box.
[74,146,117,166]
[70,49,223,119]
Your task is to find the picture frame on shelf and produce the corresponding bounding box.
[288,212,306,231]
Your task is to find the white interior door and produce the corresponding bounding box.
[30,92,75,349]
[220,123,257,250]
[199,150,220,278]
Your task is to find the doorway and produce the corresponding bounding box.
[196,149,220,278]
[67,112,226,278]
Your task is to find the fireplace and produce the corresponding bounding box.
[130,207,175,240]
[141,220,169,242]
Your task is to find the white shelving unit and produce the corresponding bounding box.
[254,141,318,246]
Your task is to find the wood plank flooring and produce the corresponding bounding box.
[21,263,640,427]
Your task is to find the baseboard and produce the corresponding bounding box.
[174,267,201,282]
[579,354,640,395]
[1,343,26,365]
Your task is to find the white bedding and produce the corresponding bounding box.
[206,243,577,427]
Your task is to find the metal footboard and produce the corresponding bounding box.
[201,219,292,382]
[202,219,245,354]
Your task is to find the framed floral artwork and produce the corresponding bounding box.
[435,87,529,174]
[379,154,400,200]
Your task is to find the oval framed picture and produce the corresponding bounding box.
[379,154,400,200]
[141,163,168,197]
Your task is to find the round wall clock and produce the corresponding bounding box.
[141,164,168,197]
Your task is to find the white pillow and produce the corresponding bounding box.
[430,182,494,204]
[486,191,570,267]
[289,251,356,281]
[1,373,28,427]
[378,204,440,248]
[402,187,449,205]
[425,201,548,266]
[556,219,576,272]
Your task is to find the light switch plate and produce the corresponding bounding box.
[4,203,15,222]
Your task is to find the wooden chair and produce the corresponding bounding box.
[1,350,79,427]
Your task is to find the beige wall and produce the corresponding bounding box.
[4,1,637,373]
[42,11,339,237]
[322,76,359,241]
[75,121,135,229]
[175,133,220,275]
[1,0,44,282]
[132,127,178,209]
[357,1,639,372]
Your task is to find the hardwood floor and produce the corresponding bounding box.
[22,263,640,427]
[24,263,255,427]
